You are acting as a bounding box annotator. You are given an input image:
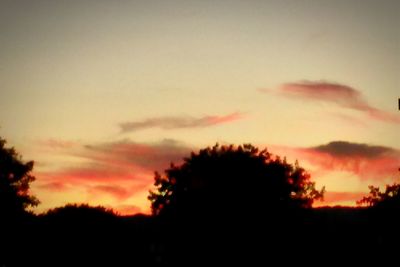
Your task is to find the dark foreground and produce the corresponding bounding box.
[1,207,399,266]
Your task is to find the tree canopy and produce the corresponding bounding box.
[148,144,324,217]
[0,137,39,217]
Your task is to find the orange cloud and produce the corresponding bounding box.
[119,112,243,132]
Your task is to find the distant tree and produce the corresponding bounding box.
[43,203,116,222]
[148,144,324,217]
[0,137,39,217]
[39,204,117,227]
[357,176,400,208]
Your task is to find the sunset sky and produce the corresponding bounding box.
[1,0,399,215]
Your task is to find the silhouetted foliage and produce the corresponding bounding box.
[0,137,39,217]
[357,169,400,208]
[357,184,400,207]
[43,203,116,222]
[149,143,324,217]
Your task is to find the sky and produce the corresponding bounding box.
[0,0,399,215]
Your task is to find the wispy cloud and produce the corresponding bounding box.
[35,139,193,214]
[281,81,369,110]
[260,81,400,124]
[82,139,192,171]
[38,139,192,184]
[39,163,139,183]
[119,112,243,133]
[38,139,78,149]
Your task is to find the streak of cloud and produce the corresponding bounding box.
[119,112,243,133]
[260,81,400,124]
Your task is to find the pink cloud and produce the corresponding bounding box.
[281,81,369,110]
[119,112,243,133]
[308,153,398,182]
[34,139,194,214]
[37,139,192,185]
[266,141,400,206]
[81,139,192,172]
[306,143,399,181]
[37,164,140,184]
[367,108,400,124]
[261,81,400,124]
[280,141,400,182]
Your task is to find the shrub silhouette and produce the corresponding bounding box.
[0,136,39,217]
[43,203,116,223]
[357,170,400,208]
[357,184,400,207]
[149,143,324,217]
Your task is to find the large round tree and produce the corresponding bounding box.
[149,144,324,217]
[0,137,39,217]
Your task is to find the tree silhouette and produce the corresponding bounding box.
[148,144,324,217]
[0,137,39,217]
[357,170,400,208]
[43,203,116,222]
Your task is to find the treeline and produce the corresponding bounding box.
[1,138,399,265]
[2,205,400,265]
